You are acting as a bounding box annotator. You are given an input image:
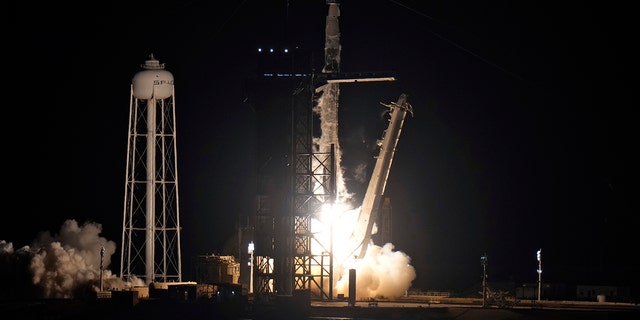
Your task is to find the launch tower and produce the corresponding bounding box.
[120,54,183,285]
[247,0,400,300]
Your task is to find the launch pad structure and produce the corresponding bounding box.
[245,0,411,301]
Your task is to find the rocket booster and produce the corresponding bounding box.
[324,1,341,73]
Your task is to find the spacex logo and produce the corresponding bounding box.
[154,79,174,85]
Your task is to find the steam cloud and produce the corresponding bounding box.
[0,219,142,300]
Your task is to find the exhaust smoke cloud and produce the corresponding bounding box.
[1,219,143,299]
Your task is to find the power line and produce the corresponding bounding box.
[388,0,525,82]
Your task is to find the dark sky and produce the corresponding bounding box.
[7,1,636,292]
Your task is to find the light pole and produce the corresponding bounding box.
[481,253,488,307]
[100,246,105,292]
[536,248,542,301]
[248,241,255,294]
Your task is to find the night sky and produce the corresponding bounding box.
[6,1,636,293]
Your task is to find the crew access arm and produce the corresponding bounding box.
[352,93,413,259]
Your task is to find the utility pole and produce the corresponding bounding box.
[536,249,542,301]
[481,253,488,307]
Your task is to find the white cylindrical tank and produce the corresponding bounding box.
[132,54,174,100]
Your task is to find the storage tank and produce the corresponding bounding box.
[131,54,174,100]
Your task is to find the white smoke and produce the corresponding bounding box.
[314,83,353,203]
[1,219,143,299]
[353,162,369,184]
[313,203,416,299]
[0,240,14,254]
[335,243,416,299]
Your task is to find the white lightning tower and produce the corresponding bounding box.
[120,54,182,285]
[537,248,542,301]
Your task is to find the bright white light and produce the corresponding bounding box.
[248,241,254,254]
[269,48,274,53]
[536,249,541,261]
[284,48,289,53]
[257,48,262,52]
